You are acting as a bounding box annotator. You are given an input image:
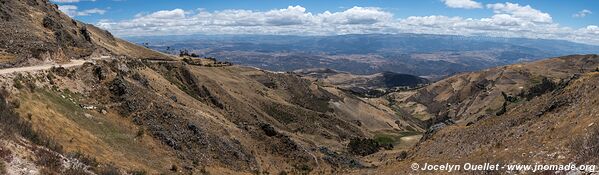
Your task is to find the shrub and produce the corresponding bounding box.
[260,123,277,137]
[294,164,312,174]
[80,26,91,42]
[13,77,24,89]
[96,164,121,175]
[0,146,12,162]
[135,128,145,139]
[373,134,395,150]
[35,149,63,173]
[347,138,380,156]
[397,151,408,160]
[129,170,147,175]
[131,73,149,87]
[169,164,178,172]
[522,77,557,100]
[67,152,98,168]
[63,164,91,175]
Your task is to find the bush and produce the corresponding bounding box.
[129,170,147,175]
[135,128,145,139]
[294,164,312,174]
[260,123,277,137]
[63,164,91,175]
[396,151,408,160]
[13,76,24,89]
[179,50,199,57]
[522,77,557,100]
[35,149,63,173]
[347,138,380,156]
[96,164,122,175]
[374,134,395,150]
[0,146,12,162]
[67,152,98,168]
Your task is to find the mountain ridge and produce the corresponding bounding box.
[0,0,172,68]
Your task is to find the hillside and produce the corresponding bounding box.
[0,0,172,68]
[358,54,599,174]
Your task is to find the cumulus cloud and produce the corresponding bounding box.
[59,5,106,17]
[442,0,482,9]
[96,5,599,45]
[486,2,552,23]
[573,9,592,18]
[98,6,395,36]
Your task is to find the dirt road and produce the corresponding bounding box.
[0,60,88,75]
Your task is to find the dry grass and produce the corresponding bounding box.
[14,89,180,174]
[0,53,16,63]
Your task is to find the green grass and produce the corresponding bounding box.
[373,131,421,147]
[413,113,430,121]
[38,89,83,113]
[528,75,544,86]
[374,134,396,146]
[485,108,496,115]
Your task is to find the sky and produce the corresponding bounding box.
[51,0,599,45]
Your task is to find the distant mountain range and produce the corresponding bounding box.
[127,34,599,79]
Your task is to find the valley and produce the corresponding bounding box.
[130,34,599,79]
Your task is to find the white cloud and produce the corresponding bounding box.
[58,5,79,16]
[486,2,552,23]
[320,7,393,25]
[96,5,599,45]
[573,9,592,18]
[145,9,186,19]
[58,5,106,17]
[442,0,482,9]
[98,6,395,36]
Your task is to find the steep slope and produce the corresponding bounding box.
[358,54,599,174]
[0,0,172,68]
[390,54,599,126]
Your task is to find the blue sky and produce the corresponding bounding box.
[52,0,599,44]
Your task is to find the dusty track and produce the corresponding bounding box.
[0,60,90,75]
